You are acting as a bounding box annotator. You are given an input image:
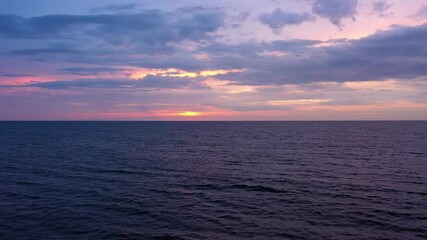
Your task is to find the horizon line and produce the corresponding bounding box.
[1,120,426,122]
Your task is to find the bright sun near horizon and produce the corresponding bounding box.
[178,111,201,117]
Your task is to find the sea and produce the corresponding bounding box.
[0,121,426,239]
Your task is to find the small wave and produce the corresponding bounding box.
[96,168,141,175]
[189,183,284,193]
[191,184,222,190]
[154,235,186,240]
[230,184,283,193]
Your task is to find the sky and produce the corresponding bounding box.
[1,0,427,120]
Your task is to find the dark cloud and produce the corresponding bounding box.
[230,12,250,28]
[29,75,209,90]
[0,72,33,77]
[139,75,208,89]
[0,8,226,49]
[215,23,427,85]
[90,3,139,13]
[372,1,393,17]
[0,13,159,39]
[201,39,321,56]
[59,67,124,75]
[311,0,358,28]
[259,8,315,33]
[30,78,132,89]
[8,48,82,55]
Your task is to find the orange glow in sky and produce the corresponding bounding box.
[199,69,243,77]
[130,68,243,79]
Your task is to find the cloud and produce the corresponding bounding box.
[372,1,393,17]
[59,67,124,75]
[8,48,82,55]
[139,74,208,89]
[259,8,315,33]
[414,5,427,18]
[30,78,132,89]
[311,0,358,28]
[90,3,139,13]
[29,75,209,90]
[0,8,226,50]
[230,12,250,28]
[0,72,33,78]
[200,39,321,57]
[214,23,427,85]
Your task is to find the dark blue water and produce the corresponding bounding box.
[0,122,426,240]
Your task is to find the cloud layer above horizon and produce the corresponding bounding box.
[1,0,427,120]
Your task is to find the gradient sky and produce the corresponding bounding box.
[1,0,427,120]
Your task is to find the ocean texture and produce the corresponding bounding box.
[0,121,426,239]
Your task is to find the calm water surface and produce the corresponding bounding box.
[0,122,426,239]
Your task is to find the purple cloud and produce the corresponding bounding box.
[311,0,358,28]
[259,8,316,33]
[414,5,427,18]
[372,1,393,17]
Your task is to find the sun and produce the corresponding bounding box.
[178,111,201,117]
